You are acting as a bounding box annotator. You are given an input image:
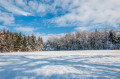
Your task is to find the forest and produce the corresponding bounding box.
[44,28,120,50]
[0,30,43,52]
[0,28,120,52]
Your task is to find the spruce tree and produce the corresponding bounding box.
[30,34,36,51]
[36,36,43,51]
[21,35,27,51]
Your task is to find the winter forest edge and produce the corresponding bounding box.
[0,28,120,52]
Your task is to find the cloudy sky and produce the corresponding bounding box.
[0,0,120,40]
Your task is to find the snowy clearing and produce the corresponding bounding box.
[0,50,120,79]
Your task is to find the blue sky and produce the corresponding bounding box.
[0,0,120,41]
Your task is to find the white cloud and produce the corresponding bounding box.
[28,0,52,16]
[28,1,47,13]
[1,0,120,31]
[37,4,46,13]
[0,26,8,30]
[75,27,89,31]
[15,0,26,7]
[35,33,65,42]
[52,0,120,28]
[0,0,30,16]
[15,27,35,34]
[75,24,106,31]
[28,1,39,11]
[0,11,14,25]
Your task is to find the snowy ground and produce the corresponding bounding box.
[0,50,120,79]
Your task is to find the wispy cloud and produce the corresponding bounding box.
[0,11,14,25]
[0,0,52,25]
[35,33,65,42]
[0,26,8,30]
[0,0,120,35]
[0,0,30,16]
[75,24,107,31]
[52,0,120,28]
[15,27,35,34]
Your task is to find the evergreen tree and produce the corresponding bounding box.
[36,36,43,51]
[30,34,36,51]
[21,35,27,51]
[109,30,116,44]
[0,29,43,52]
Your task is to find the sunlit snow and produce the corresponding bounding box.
[0,50,120,79]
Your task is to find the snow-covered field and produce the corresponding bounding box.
[0,50,120,79]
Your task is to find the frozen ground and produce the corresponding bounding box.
[0,50,120,79]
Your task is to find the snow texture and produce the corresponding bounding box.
[0,50,120,79]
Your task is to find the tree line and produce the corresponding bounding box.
[44,28,120,50]
[0,28,120,52]
[0,30,43,52]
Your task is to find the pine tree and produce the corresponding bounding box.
[26,35,31,51]
[36,36,43,51]
[109,30,116,44]
[21,35,27,51]
[13,33,19,51]
[0,30,6,52]
[0,29,43,52]
[30,34,36,51]
[6,30,11,52]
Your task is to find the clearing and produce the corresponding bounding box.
[0,50,120,79]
